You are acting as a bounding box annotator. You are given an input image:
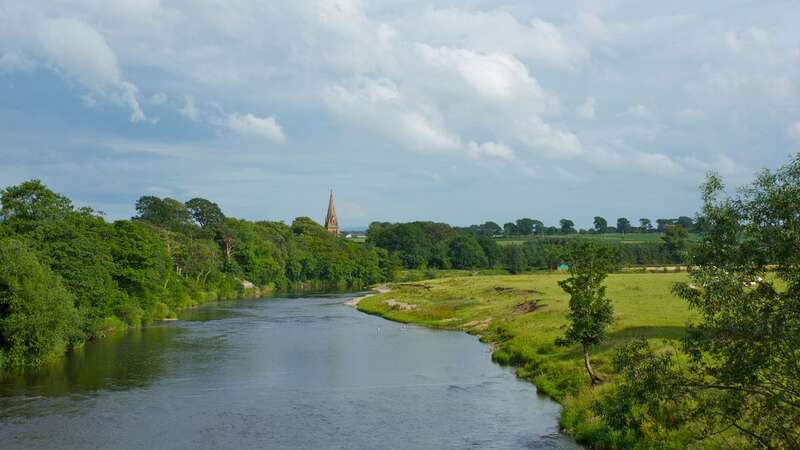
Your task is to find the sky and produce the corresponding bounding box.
[1,1,799,228]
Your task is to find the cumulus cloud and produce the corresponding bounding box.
[225,113,287,143]
[408,9,587,69]
[36,18,145,122]
[323,77,460,152]
[417,44,545,101]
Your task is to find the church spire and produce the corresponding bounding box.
[324,190,339,236]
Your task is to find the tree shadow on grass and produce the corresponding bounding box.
[548,326,687,363]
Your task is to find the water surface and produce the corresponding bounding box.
[0,294,577,449]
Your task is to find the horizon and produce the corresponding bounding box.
[2,1,799,227]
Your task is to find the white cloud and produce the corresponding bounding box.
[409,9,586,69]
[225,113,287,143]
[515,115,583,158]
[179,96,200,121]
[36,18,145,122]
[323,77,460,152]
[418,44,545,101]
[577,97,595,119]
[467,141,514,161]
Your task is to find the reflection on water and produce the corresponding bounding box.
[0,295,578,450]
[0,326,179,399]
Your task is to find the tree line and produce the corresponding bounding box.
[463,215,696,236]
[367,221,690,273]
[0,181,392,368]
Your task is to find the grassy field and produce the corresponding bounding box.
[358,272,708,448]
[495,232,701,246]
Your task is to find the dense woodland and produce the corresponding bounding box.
[0,181,392,368]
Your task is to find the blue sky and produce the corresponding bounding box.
[1,1,799,228]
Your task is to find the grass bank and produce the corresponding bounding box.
[357,272,699,448]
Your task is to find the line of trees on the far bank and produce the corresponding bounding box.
[0,180,392,369]
[462,216,696,237]
[367,220,690,273]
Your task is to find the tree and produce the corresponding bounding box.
[669,163,800,447]
[516,218,535,235]
[1,180,73,225]
[676,215,694,231]
[0,238,81,367]
[616,217,632,234]
[446,235,487,269]
[479,221,502,236]
[134,196,193,230]
[559,218,576,234]
[185,197,225,228]
[503,222,519,236]
[503,245,527,274]
[639,218,653,233]
[556,241,615,385]
[655,218,674,232]
[593,216,608,233]
[531,219,545,236]
[661,224,688,263]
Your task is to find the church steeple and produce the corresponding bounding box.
[324,190,339,236]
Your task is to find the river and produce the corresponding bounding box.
[0,294,577,449]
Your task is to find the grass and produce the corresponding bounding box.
[358,272,707,448]
[495,232,701,246]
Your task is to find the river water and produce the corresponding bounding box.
[0,294,577,450]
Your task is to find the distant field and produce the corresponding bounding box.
[495,232,700,246]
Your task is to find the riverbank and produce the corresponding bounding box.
[356,272,700,448]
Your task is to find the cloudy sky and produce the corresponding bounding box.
[1,1,799,228]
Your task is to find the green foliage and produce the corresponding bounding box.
[0,179,73,225]
[446,235,488,269]
[669,159,800,448]
[0,238,81,367]
[0,181,392,370]
[185,197,225,228]
[661,224,688,263]
[134,195,193,230]
[557,241,616,384]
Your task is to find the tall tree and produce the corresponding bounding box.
[676,216,694,231]
[662,224,688,263]
[0,179,73,225]
[639,218,653,233]
[479,221,502,236]
[559,218,576,234]
[616,217,632,234]
[593,216,608,233]
[185,197,225,228]
[516,218,535,235]
[503,222,519,236]
[556,241,615,385]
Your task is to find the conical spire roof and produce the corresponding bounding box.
[325,190,339,234]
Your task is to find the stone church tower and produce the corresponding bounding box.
[324,190,340,236]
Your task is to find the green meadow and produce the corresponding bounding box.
[358,272,716,448]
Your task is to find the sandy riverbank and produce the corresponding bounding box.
[344,284,391,307]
